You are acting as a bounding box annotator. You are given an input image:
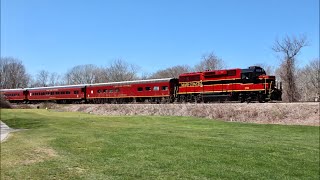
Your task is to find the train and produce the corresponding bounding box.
[0,66,282,104]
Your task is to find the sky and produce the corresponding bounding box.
[1,0,319,77]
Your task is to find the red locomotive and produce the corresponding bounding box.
[178,66,281,102]
[0,66,282,103]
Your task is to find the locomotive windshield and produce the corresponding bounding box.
[254,67,266,76]
[241,66,266,80]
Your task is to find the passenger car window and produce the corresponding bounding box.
[162,86,168,91]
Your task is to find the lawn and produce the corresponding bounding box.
[1,109,319,179]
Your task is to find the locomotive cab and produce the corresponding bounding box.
[241,66,266,83]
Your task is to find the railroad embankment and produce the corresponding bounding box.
[52,103,320,126]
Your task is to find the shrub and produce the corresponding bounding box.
[0,94,11,108]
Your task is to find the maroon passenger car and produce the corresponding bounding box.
[86,78,178,103]
[27,85,86,103]
[0,89,27,103]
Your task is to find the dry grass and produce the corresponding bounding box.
[11,102,60,109]
[59,103,319,126]
[21,147,58,165]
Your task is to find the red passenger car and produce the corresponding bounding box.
[86,78,178,103]
[0,89,27,103]
[27,85,86,103]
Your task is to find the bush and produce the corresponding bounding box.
[0,95,12,108]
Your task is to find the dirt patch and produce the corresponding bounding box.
[57,102,320,126]
[21,147,58,165]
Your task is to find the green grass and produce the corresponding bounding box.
[1,109,319,180]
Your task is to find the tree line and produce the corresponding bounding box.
[0,53,225,87]
[1,35,319,102]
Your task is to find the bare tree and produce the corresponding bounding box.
[0,57,30,89]
[150,65,191,79]
[49,72,62,86]
[107,59,139,82]
[94,67,109,83]
[35,70,50,87]
[297,58,320,101]
[272,35,308,102]
[139,72,151,80]
[65,64,101,85]
[194,52,225,72]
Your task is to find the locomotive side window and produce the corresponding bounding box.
[241,73,251,80]
[227,70,236,76]
[179,77,189,82]
[162,86,168,91]
[145,87,151,91]
[153,86,159,91]
[190,75,200,81]
[137,87,143,92]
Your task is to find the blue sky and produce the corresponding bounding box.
[1,0,319,76]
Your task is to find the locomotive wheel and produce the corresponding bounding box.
[196,94,203,103]
[258,94,265,103]
[179,95,186,103]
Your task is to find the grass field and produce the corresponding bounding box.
[1,109,319,179]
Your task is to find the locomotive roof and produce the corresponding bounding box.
[179,68,240,76]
